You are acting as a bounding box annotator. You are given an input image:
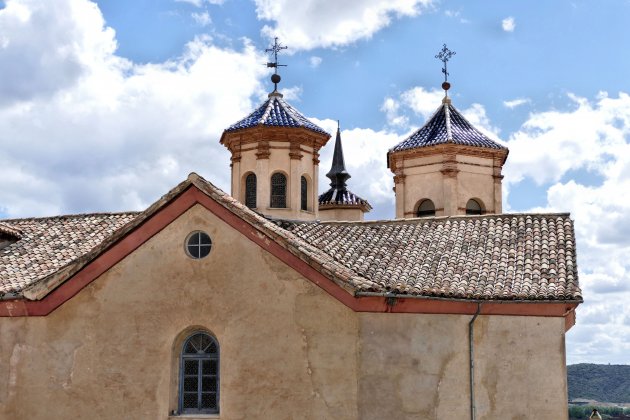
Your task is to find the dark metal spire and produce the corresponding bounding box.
[265,37,288,94]
[326,122,351,190]
[435,44,456,94]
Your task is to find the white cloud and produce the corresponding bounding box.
[176,0,225,7]
[400,86,444,120]
[444,9,469,24]
[309,56,322,68]
[502,16,515,32]
[503,97,530,109]
[381,97,408,127]
[0,0,267,217]
[191,11,212,26]
[501,91,630,363]
[254,0,435,50]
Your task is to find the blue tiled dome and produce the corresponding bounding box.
[224,94,328,135]
[391,100,507,152]
[318,188,371,209]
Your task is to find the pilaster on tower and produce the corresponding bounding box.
[388,44,508,219]
[219,38,330,221]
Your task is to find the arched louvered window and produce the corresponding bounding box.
[300,176,308,211]
[466,199,483,215]
[179,332,219,415]
[270,173,287,208]
[416,199,436,217]
[245,173,257,209]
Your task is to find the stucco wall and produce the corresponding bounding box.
[0,203,569,420]
[232,141,319,221]
[318,207,365,221]
[393,152,503,218]
[358,313,568,420]
[0,204,358,420]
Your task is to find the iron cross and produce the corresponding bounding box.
[265,37,288,74]
[435,44,456,83]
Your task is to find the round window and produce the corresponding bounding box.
[185,231,212,259]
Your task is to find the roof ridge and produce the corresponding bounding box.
[0,211,142,223]
[444,100,453,141]
[313,212,572,225]
[276,96,297,125]
[258,96,275,125]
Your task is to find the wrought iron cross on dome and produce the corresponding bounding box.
[435,43,456,93]
[266,37,288,92]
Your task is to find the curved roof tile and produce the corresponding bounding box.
[391,100,507,152]
[224,94,328,135]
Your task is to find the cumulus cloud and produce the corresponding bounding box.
[0,0,117,104]
[502,16,515,32]
[309,56,322,68]
[381,97,408,127]
[503,97,530,109]
[501,91,630,363]
[191,11,212,26]
[0,0,268,217]
[176,0,225,7]
[254,0,435,50]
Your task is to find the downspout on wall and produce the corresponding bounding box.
[469,303,482,420]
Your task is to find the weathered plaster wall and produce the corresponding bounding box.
[0,204,568,420]
[0,204,358,420]
[318,207,365,221]
[232,141,319,221]
[358,313,568,420]
[393,153,503,218]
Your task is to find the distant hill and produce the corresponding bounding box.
[568,364,630,403]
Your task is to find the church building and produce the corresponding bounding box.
[0,44,581,420]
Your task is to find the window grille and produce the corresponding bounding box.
[245,173,257,208]
[179,332,219,414]
[466,199,483,215]
[416,199,436,217]
[300,176,308,211]
[186,231,212,259]
[270,173,287,208]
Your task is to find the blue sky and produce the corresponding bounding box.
[1,0,630,364]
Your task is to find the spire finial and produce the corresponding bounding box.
[326,121,351,190]
[435,43,456,95]
[265,37,288,95]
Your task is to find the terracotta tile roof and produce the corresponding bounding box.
[0,222,22,239]
[391,100,507,152]
[285,214,581,301]
[0,213,138,297]
[0,174,581,303]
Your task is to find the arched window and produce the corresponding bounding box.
[466,199,483,215]
[416,199,436,217]
[270,173,287,208]
[245,173,257,209]
[179,332,219,415]
[300,176,308,211]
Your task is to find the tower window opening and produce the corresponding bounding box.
[416,199,435,217]
[300,176,308,211]
[245,173,257,209]
[466,199,483,215]
[270,173,287,208]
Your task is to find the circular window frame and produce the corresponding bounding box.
[185,230,213,260]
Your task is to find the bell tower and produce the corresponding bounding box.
[388,45,509,219]
[219,38,330,221]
